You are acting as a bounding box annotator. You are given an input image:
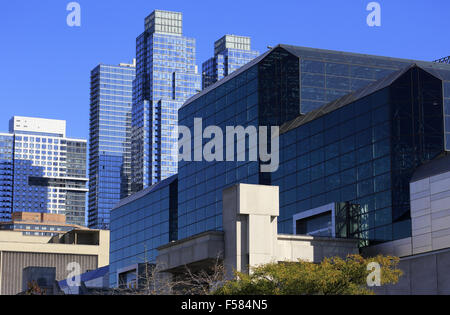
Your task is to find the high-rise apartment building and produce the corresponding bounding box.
[202,35,259,89]
[88,61,136,229]
[0,116,88,226]
[131,10,201,192]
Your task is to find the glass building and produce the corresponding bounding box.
[88,61,136,229]
[1,117,88,226]
[202,35,259,89]
[177,45,450,240]
[109,44,450,287]
[275,64,449,245]
[109,175,178,287]
[131,10,201,192]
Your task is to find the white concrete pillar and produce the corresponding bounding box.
[222,184,279,279]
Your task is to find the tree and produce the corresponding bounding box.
[214,254,403,295]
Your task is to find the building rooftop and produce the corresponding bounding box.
[182,44,450,110]
[9,116,66,137]
[112,174,178,210]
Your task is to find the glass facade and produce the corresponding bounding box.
[131,10,201,192]
[177,46,450,241]
[202,35,259,89]
[89,62,136,229]
[0,134,13,222]
[274,66,445,245]
[109,44,450,286]
[443,77,450,149]
[281,45,418,114]
[109,175,178,287]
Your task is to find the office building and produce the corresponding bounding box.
[0,228,109,295]
[110,44,450,294]
[131,10,201,192]
[0,117,88,226]
[0,212,87,237]
[89,61,136,229]
[202,35,259,89]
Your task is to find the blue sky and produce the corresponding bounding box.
[0,0,449,139]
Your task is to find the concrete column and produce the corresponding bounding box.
[222,184,279,279]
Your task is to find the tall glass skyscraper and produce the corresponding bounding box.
[0,117,88,226]
[131,10,201,192]
[202,35,259,89]
[88,61,136,229]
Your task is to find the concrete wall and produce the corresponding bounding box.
[362,237,413,258]
[410,170,450,255]
[277,235,359,263]
[374,248,450,295]
[157,231,225,273]
[1,251,98,295]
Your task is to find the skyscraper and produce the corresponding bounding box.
[131,10,201,192]
[88,61,136,229]
[202,35,259,89]
[0,116,88,226]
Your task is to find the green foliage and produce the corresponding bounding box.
[214,255,402,295]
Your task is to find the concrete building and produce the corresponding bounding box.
[363,154,450,294]
[0,212,88,237]
[156,184,359,280]
[0,228,109,295]
[0,116,88,226]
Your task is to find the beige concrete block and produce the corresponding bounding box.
[431,178,450,195]
[413,234,432,250]
[413,245,433,255]
[432,235,450,251]
[411,179,430,195]
[412,226,432,237]
[412,215,431,231]
[432,216,450,232]
[430,197,450,213]
[238,184,279,216]
[411,197,430,212]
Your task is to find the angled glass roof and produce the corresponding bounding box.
[280,64,419,135]
[181,43,450,111]
[180,49,273,109]
[113,174,177,210]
